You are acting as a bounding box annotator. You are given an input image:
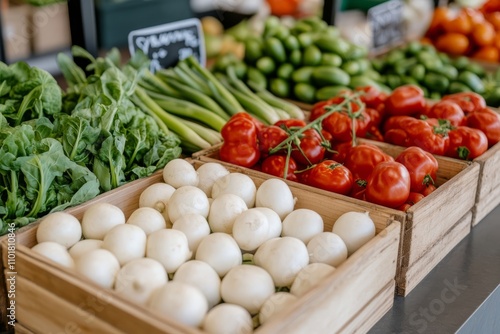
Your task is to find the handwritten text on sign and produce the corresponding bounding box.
[368,0,404,50]
[128,18,205,73]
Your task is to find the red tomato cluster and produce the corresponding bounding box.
[314,85,500,161]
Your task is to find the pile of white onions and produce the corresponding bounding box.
[32,159,376,332]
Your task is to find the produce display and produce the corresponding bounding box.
[218,91,440,210]
[0,51,181,234]
[211,15,384,104]
[371,41,500,106]
[424,5,500,62]
[3,3,500,333]
[30,158,377,331]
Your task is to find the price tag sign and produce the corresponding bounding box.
[368,0,404,50]
[128,18,205,73]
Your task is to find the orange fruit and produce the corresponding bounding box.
[471,22,496,46]
[494,34,500,49]
[443,12,473,35]
[435,33,470,55]
[426,7,451,37]
[472,46,499,62]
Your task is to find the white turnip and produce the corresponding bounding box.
[307,232,347,267]
[254,207,282,239]
[173,260,221,309]
[162,158,199,188]
[147,281,208,328]
[114,258,168,305]
[254,237,309,287]
[75,249,120,289]
[196,162,230,197]
[102,224,147,266]
[232,208,271,252]
[81,202,125,240]
[281,209,324,244]
[69,239,102,260]
[172,214,211,254]
[208,193,248,233]
[167,186,210,223]
[203,303,253,334]
[31,241,75,269]
[212,173,256,208]
[36,212,82,248]
[332,211,375,255]
[138,183,175,227]
[126,207,166,235]
[146,229,192,273]
[195,232,242,277]
[220,264,275,315]
[255,178,296,220]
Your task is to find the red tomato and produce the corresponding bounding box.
[258,125,289,157]
[349,179,367,200]
[406,192,425,205]
[397,192,425,211]
[343,144,394,181]
[274,119,307,129]
[421,184,437,197]
[395,146,439,193]
[291,129,325,166]
[307,160,354,195]
[426,100,465,127]
[365,161,411,209]
[219,142,260,168]
[382,116,422,147]
[385,85,427,116]
[365,107,384,128]
[322,110,371,143]
[261,155,298,181]
[466,108,500,147]
[398,203,412,212]
[296,167,313,184]
[384,116,450,155]
[447,126,489,160]
[442,92,486,114]
[309,100,330,121]
[365,125,384,142]
[356,85,388,109]
[330,141,353,163]
[221,115,259,146]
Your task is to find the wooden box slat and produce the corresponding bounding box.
[472,139,500,226]
[3,159,401,334]
[397,211,471,295]
[338,280,395,334]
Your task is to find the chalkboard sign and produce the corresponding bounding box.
[128,18,206,73]
[368,0,404,50]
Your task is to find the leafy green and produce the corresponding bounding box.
[56,46,181,190]
[0,120,99,234]
[0,62,62,126]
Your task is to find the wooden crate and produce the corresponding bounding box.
[193,142,479,297]
[3,160,401,334]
